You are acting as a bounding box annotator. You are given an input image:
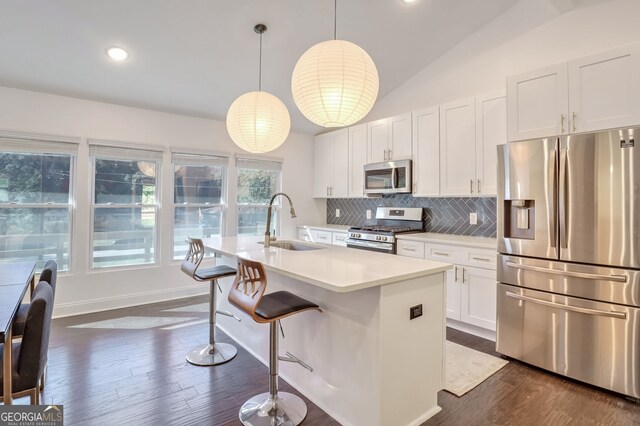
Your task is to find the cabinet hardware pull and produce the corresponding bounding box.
[462,268,467,283]
[403,247,416,252]
[470,179,474,194]
[472,256,491,262]
[383,149,387,160]
[454,266,459,282]
[561,114,565,133]
[572,112,577,132]
[388,149,392,159]
[433,251,449,256]
[477,179,481,194]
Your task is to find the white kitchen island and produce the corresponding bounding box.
[203,236,451,426]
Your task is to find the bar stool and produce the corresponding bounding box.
[229,257,321,426]
[181,238,239,366]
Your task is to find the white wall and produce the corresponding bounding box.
[0,85,324,317]
[367,0,640,120]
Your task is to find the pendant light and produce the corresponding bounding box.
[291,0,379,127]
[227,24,291,154]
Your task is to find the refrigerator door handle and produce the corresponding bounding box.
[505,261,627,282]
[506,292,627,319]
[550,145,558,248]
[559,146,568,249]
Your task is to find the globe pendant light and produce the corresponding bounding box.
[227,24,291,154]
[291,0,379,127]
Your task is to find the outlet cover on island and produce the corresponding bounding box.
[335,208,340,218]
[366,210,372,219]
[470,212,478,225]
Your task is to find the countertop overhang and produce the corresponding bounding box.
[203,236,452,293]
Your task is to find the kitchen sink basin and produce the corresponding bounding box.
[259,241,324,251]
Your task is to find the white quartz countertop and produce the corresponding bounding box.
[202,236,451,293]
[396,232,497,249]
[297,224,350,232]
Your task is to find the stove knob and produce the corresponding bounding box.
[382,236,387,242]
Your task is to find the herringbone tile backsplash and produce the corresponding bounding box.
[327,195,497,238]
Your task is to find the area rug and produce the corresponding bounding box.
[444,341,508,397]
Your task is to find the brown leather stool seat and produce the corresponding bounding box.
[194,265,237,281]
[256,291,320,321]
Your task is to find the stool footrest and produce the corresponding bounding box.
[216,310,241,321]
[278,351,313,372]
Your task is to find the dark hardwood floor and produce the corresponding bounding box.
[16,296,638,425]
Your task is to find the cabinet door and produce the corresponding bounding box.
[310,229,332,244]
[569,43,640,133]
[367,118,388,163]
[446,266,461,321]
[331,129,349,197]
[440,97,476,196]
[313,133,333,198]
[388,113,412,160]
[507,63,568,141]
[412,107,440,196]
[397,239,425,259]
[460,266,496,331]
[348,124,367,197]
[475,90,506,196]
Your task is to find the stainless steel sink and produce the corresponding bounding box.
[259,241,324,251]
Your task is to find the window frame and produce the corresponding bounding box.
[235,157,283,237]
[170,151,229,261]
[0,136,78,273]
[88,142,163,270]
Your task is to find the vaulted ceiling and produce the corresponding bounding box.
[0,0,521,134]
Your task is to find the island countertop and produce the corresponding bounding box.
[202,236,452,293]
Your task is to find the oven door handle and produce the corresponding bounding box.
[506,292,627,319]
[505,261,627,283]
[345,239,394,252]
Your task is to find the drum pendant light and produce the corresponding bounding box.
[227,24,291,154]
[291,0,379,127]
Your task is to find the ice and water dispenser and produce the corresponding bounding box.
[503,200,535,240]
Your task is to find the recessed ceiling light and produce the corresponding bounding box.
[403,0,417,3]
[106,47,129,61]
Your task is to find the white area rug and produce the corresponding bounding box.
[445,341,508,397]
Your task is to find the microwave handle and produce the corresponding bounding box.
[391,167,397,189]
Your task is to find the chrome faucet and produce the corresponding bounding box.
[264,193,297,247]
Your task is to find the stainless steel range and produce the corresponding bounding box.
[346,207,425,254]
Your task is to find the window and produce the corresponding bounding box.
[236,157,282,236]
[89,143,162,269]
[0,137,77,272]
[172,152,228,259]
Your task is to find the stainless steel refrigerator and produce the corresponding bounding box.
[497,127,640,399]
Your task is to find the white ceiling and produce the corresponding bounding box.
[0,0,521,134]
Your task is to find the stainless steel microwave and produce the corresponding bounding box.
[363,160,412,195]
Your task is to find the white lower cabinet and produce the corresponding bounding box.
[332,232,348,246]
[398,238,498,334]
[297,227,348,247]
[310,229,332,244]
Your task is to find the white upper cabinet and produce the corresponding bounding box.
[411,107,440,197]
[366,113,412,163]
[440,97,477,196]
[568,43,640,133]
[508,42,640,141]
[475,90,507,196]
[313,129,348,198]
[507,63,569,141]
[348,124,367,197]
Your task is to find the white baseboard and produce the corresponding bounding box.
[407,405,442,426]
[52,285,208,318]
[447,319,496,342]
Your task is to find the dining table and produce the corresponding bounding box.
[1,261,36,405]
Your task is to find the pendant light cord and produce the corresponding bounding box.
[258,31,263,91]
[334,0,337,40]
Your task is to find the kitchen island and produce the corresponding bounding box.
[203,236,451,426]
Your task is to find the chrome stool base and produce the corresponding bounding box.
[186,342,237,366]
[239,392,307,426]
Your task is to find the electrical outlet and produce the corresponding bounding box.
[410,304,423,320]
[366,209,372,219]
[470,212,478,225]
[335,208,340,218]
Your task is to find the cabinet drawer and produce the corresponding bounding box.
[424,244,457,262]
[332,232,348,246]
[311,230,332,244]
[397,240,425,259]
[465,249,497,270]
[297,228,312,242]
